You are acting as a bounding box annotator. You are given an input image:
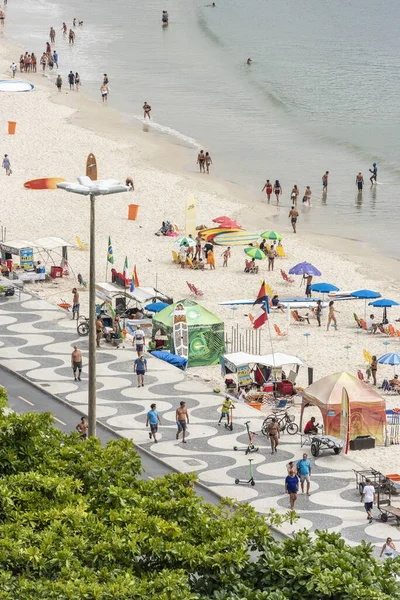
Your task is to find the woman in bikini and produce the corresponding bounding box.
[262,179,273,203]
[273,180,282,203]
[291,184,299,205]
[326,301,338,331]
[197,150,206,173]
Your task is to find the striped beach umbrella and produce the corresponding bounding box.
[261,230,283,241]
[244,247,266,260]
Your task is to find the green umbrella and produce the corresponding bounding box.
[260,230,282,241]
[177,236,196,247]
[244,247,266,260]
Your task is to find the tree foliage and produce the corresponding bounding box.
[0,386,398,599]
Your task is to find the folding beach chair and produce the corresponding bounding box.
[186,257,195,269]
[76,236,88,250]
[274,324,287,338]
[363,349,372,364]
[354,313,362,328]
[187,282,204,297]
[172,250,181,264]
[277,245,286,258]
[388,324,396,338]
[280,269,294,284]
[77,273,87,288]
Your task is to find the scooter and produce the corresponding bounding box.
[224,405,234,431]
[233,421,259,455]
[235,458,255,486]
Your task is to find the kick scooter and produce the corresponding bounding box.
[235,458,255,486]
[233,421,259,455]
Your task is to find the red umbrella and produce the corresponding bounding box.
[212,216,242,229]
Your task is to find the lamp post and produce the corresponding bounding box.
[57,172,129,437]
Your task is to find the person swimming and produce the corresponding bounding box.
[247,58,252,64]
[369,162,377,185]
[162,10,169,23]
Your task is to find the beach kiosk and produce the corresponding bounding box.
[0,239,35,271]
[301,372,386,445]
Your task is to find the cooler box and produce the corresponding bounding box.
[277,381,294,395]
[262,383,274,392]
[50,266,63,279]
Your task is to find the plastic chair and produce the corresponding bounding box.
[280,269,294,284]
[76,236,88,250]
[274,324,287,337]
[359,319,367,331]
[291,310,307,324]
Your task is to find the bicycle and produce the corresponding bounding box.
[77,315,89,337]
[261,411,298,436]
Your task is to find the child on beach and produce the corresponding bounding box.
[222,247,231,267]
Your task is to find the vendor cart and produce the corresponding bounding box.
[353,469,400,524]
[301,433,344,457]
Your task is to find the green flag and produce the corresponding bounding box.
[107,237,114,264]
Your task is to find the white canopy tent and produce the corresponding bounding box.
[222,352,306,369]
[95,283,171,305]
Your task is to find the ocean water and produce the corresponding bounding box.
[3,0,400,257]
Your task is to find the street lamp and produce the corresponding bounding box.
[57,174,129,437]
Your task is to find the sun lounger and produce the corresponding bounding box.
[291,310,309,324]
[76,236,88,251]
[281,269,294,284]
[274,324,287,338]
[186,281,204,297]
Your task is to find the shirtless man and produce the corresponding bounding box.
[62,22,67,34]
[176,401,189,443]
[76,416,88,440]
[71,345,82,381]
[100,83,109,103]
[73,17,77,27]
[267,418,280,454]
[68,29,75,44]
[72,288,80,320]
[143,102,151,119]
[49,27,56,43]
[197,150,206,173]
[356,172,364,192]
[322,171,329,191]
[304,274,313,298]
[195,233,202,260]
[288,205,298,233]
[303,186,312,206]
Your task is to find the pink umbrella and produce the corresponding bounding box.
[212,216,242,229]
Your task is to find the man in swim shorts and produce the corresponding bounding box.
[267,418,280,454]
[288,205,298,233]
[72,288,80,320]
[322,171,329,190]
[356,172,364,191]
[71,345,82,381]
[197,150,206,173]
[176,401,189,443]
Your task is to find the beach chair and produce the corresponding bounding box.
[354,313,362,328]
[274,324,287,338]
[172,250,181,264]
[186,282,204,297]
[359,319,367,331]
[363,349,372,364]
[396,329,400,338]
[76,236,88,251]
[377,324,389,335]
[186,256,195,269]
[280,269,294,284]
[357,370,365,382]
[277,245,286,258]
[388,324,396,338]
[291,310,309,324]
[77,273,87,288]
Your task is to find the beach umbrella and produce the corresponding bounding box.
[377,352,400,375]
[145,302,169,313]
[244,247,266,260]
[213,216,241,229]
[176,236,196,247]
[260,230,282,241]
[368,298,399,323]
[288,262,321,276]
[351,289,381,320]
[309,282,339,301]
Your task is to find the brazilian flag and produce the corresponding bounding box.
[107,236,114,264]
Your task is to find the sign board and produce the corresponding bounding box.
[237,365,252,386]
[19,248,34,270]
[270,366,283,382]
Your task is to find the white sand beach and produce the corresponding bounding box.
[0,38,399,475]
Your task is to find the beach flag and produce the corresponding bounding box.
[123,256,129,282]
[251,281,269,329]
[130,268,135,293]
[133,265,140,288]
[107,237,114,264]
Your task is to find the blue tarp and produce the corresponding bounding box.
[151,350,188,370]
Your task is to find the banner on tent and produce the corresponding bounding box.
[237,365,251,386]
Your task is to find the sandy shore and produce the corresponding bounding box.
[0,38,399,475]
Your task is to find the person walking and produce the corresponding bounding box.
[315,299,322,327]
[356,172,364,192]
[222,246,231,267]
[288,205,298,233]
[49,26,56,43]
[56,74,62,92]
[76,416,88,440]
[75,72,81,91]
[297,453,312,496]
[146,403,161,442]
[380,537,396,558]
[68,28,75,44]
[52,50,58,68]
[71,288,80,320]
[134,355,147,387]
[68,70,75,90]
[262,179,273,203]
[302,186,312,206]
[143,101,151,119]
[218,395,234,426]
[132,325,145,357]
[205,151,213,174]
[371,355,377,386]
[176,401,189,443]
[2,154,11,176]
[285,468,299,509]
[96,316,103,348]
[197,150,206,173]
[71,345,82,381]
[360,479,376,523]
[322,171,329,191]
[10,62,17,78]
[326,300,338,331]
[369,162,377,185]
[267,418,280,454]
[273,180,282,203]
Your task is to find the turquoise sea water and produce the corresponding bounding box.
[3,0,400,257]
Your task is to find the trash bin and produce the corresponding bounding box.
[50,266,63,278]
[128,204,139,220]
[8,121,17,135]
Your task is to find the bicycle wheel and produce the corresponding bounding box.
[77,322,89,337]
[286,422,298,435]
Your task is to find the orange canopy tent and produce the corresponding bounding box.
[301,372,386,444]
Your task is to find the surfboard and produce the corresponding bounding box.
[213,231,259,246]
[86,153,97,181]
[199,227,242,241]
[173,303,189,360]
[24,177,66,190]
[0,80,34,92]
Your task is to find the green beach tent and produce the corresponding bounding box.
[152,299,225,367]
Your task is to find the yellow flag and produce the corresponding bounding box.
[185,194,197,237]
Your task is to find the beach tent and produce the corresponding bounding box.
[301,372,386,444]
[222,352,305,370]
[152,299,225,367]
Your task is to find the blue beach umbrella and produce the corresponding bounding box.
[145,302,169,313]
[351,289,381,319]
[368,298,400,323]
[288,262,321,276]
[309,282,339,300]
[377,352,400,375]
